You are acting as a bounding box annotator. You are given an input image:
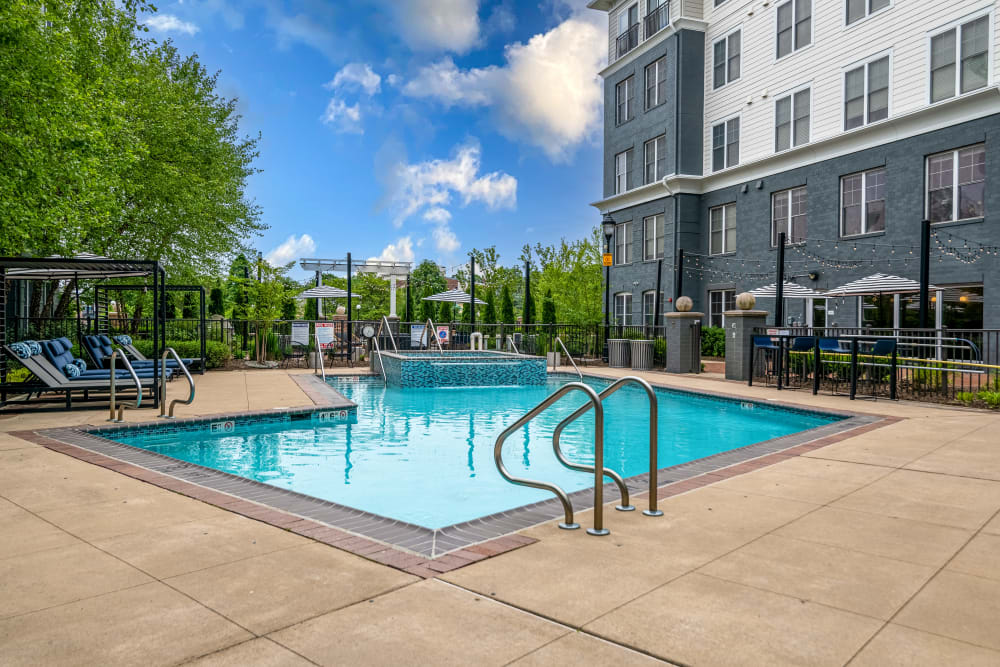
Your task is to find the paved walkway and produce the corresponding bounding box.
[1,368,998,665]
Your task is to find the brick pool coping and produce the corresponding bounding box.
[15,372,898,579]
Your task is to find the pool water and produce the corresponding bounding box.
[114,376,838,528]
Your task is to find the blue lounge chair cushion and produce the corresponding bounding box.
[753,336,779,349]
[9,342,30,359]
[73,358,87,371]
[63,363,81,378]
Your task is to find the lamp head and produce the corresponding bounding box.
[601,213,615,240]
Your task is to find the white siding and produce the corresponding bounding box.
[701,0,1000,175]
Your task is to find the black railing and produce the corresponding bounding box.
[644,3,669,38]
[750,327,1000,406]
[616,23,639,58]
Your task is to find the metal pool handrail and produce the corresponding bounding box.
[551,336,581,380]
[506,335,520,355]
[552,376,663,517]
[376,315,398,352]
[494,382,611,535]
[108,350,142,423]
[421,318,445,354]
[371,334,387,385]
[314,331,326,381]
[159,348,195,418]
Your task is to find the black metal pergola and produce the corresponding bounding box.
[1,255,167,408]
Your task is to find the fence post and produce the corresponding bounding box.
[812,336,821,395]
[849,337,859,400]
[890,343,897,400]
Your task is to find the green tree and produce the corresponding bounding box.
[542,289,556,325]
[303,296,318,320]
[228,255,251,320]
[182,292,197,318]
[281,296,298,320]
[409,260,446,296]
[482,289,496,325]
[418,292,437,322]
[522,283,535,325]
[208,287,225,316]
[532,228,603,325]
[499,285,515,324]
[438,301,453,322]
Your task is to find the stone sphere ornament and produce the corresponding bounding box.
[335,305,346,315]
[675,296,693,312]
[736,292,756,310]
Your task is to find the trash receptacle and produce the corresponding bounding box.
[630,339,653,371]
[608,339,630,368]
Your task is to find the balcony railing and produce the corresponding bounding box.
[644,3,669,39]
[615,23,639,59]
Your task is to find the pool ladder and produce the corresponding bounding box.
[493,376,661,536]
[159,347,195,418]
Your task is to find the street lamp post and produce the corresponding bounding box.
[602,213,616,362]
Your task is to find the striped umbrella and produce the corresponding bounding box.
[749,281,827,299]
[825,273,937,296]
[295,286,361,299]
[421,289,487,305]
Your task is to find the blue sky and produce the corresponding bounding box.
[141,0,606,276]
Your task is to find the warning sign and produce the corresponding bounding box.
[602,253,613,267]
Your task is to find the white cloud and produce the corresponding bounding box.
[271,11,338,61]
[432,224,461,253]
[368,237,416,264]
[390,0,481,54]
[145,14,200,35]
[402,12,606,161]
[385,141,516,227]
[265,234,316,267]
[321,99,363,134]
[327,63,381,96]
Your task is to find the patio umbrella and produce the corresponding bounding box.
[825,273,937,296]
[749,281,826,298]
[421,289,487,306]
[295,285,361,299]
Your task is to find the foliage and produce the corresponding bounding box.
[303,295,318,320]
[701,326,726,358]
[228,255,251,319]
[418,292,437,322]
[438,302,454,322]
[499,285,515,324]
[182,293,196,319]
[281,295,298,320]
[542,289,556,325]
[482,289,496,325]
[956,390,1000,409]
[410,260,446,295]
[132,339,232,369]
[208,288,225,316]
[530,228,603,325]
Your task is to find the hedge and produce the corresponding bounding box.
[132,340,232,369]
[701,326,725,358]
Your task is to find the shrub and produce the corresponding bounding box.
[132,339,232,369]
[701,326,726,357]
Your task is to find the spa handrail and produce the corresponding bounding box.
[314,331,326,381]
[159,348,195,418]
[552,336,582,380]
[376,315,398,353]
[371,334,387,385]
[108,349,142,423]
[552,376,663,517]
[494,382,611,535]
[506,335,520,355]
[421,318,444,354]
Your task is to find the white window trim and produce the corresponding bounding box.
[709,202,737,255]
[615,149,630,195]
[924,143,986,224]
[839,167,886,238]
[925,8,995,107]
[773,82,813,154]
[644,56,666,109]
[642,213,665,261]
[712,25,742,90]
[614,221,633,265]
[710,113,741,172]
[644,134,667,184]
[774,0,813,62]
[709,289,736,328]
[616,75,633,125]
[843,0,893,29]
[771,186,808,247]
[614,292,634,325]
[642,289,662,325]
[841,49,893,131]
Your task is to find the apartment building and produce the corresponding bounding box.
[589,0,1000,331]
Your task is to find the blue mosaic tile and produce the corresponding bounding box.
[378,351,547,387]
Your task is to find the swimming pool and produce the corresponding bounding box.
[111,374,840,529]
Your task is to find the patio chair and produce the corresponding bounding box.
[106,335,198,370]
[41,338,169,380]
[83,335,193,371]
[784,337,816,388]
[860,339,897,399]
[752,335,780,385]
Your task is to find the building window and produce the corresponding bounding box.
[644,135,667,183]
[644,0,669,38]
[930,15,990,103]
[841,168,886,236]
[615,221,633,265]
[775,87,810,152]
[643,214,665,260]
[844,55,889,130]
[712,117,739,171]
[614,292,633,325]
[776,0,811,59]
[927,144,986,223]
[709,290,736,328]
[615,76,634,125]
[713,30,741,89]
[772,187,807,246]
[846,0,890,25]
[615,149,632,194]
[645,57,667,109]
[616,4,640,58]
[709,203,736,255]
[643,290,663,326]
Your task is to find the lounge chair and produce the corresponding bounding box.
[3,342,160,409]
[42,338,169,380]
[83,335,195,371]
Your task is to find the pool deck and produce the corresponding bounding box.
[1,367,999,665]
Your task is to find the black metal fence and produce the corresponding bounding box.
[750,327,1000,406]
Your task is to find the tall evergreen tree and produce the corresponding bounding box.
[482,289,497,324]
[438,301,453,322]
[208,288,225,316]
[418,292,437,322]
[542,289,556,325]
[500,285,515,324]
